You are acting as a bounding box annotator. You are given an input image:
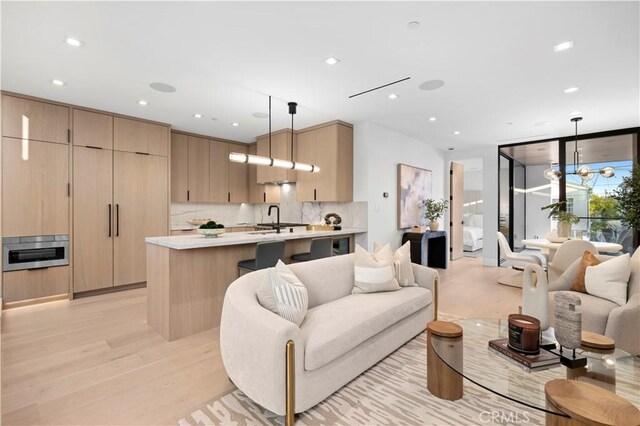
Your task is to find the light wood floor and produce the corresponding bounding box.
[1,257,522,425]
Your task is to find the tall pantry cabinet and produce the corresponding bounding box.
[72,110,169,293]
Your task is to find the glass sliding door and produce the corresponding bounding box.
[498,153,511,263]
[513,160,526,250]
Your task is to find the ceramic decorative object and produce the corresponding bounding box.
[554,292,582,349]
[429,221,439,231]
[522,264,549,331]
[557,222,572,238]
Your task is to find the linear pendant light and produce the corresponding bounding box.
[228,96,320,173]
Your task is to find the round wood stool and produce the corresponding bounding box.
[426,320,463,401]
[545,379,640,426]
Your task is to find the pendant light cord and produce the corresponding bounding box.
[268,96,272,158]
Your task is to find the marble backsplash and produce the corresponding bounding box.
[171,184,367,230]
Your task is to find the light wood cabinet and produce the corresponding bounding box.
[72,146,114,292]
[114,117,168,156]
[170,133,188,202]
[256,130,296,183]
[2,137,69,236]
[72,109,113,149]
[228,144,248,203]
[188,136,210,202]
[3,266,69,303]
[209,140,229,203]
[295,122,353,202]
[248,144,281,203]
[2,95,69,144]
[113,151,167,287]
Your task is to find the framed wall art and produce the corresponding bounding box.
[397,163,432,229]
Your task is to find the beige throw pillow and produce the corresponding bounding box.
[585,254,631,306]
[256,260,308,326]
[374,241,417,287]
[352,244,401,294]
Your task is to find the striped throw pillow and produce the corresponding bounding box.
[352,244,401,294]
[257,260,308,326]
[374,241,417,287]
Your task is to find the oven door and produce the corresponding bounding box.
[3,238,69,271]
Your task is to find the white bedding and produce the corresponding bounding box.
[463,226,483,251]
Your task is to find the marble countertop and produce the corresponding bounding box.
[147,228,367,250]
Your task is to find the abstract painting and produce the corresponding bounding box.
[397,163,432,229]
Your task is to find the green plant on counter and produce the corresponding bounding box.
[199,221,225,229]
[541,201,580,225]
[423,198,449,221]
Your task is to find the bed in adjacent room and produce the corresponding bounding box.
[463,214,483,252]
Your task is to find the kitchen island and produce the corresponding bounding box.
[145,228,366,341]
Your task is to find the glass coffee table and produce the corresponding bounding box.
[430,318,640,419]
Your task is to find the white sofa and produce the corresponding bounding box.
[220,253,438,416]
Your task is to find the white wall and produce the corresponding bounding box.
[446,146,499,266]
[353,122,446,250]
[464,170,484,191]
[525,165,553,239]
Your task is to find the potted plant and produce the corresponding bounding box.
[423,198,448,231]
[611,167,640,251]
[541,201,580,238]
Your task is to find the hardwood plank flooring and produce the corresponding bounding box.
[1,259,523,425]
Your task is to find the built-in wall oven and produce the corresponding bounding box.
[2,235,69,272]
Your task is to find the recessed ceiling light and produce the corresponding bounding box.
[453,131,461,135]
[51,79,65,86]
[569,111,582,117]
[419,80,445,91]
[252,112,268,119]
[325,57,341,65]
[428,117,437,122]
[407,21,420,29]
[149,82,176,93]
[231,122,240,127]
[65,37,83,47]
[553,40,574,52]
[564,86,579,94]
[138,100,148,106]
[388,93,398,100]
[193,113,203,119]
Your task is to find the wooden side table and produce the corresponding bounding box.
[426,320,463,401]
[545,379,640,426]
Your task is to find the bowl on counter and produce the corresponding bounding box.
[197,228,225,238]
[187,218,214,227]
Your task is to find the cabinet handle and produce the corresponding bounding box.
[86,145,103,150]
[263,192,266,203]
[135,151,150,155]
[187,190,190,201]
[228,192,231,203]
[314,189,317,201]
[116,204,120,236]
[108,204,112,237]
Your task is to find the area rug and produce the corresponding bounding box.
[177,315,545,426]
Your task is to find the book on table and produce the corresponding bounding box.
[488,338,560,370]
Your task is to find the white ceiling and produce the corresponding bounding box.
[2,2,638,150]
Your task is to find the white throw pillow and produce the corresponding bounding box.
[352,244,401,294]
[373,241,417,287]
[256,260,308,326]
[585,254,631,306]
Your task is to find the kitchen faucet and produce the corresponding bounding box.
[268,205,280,234]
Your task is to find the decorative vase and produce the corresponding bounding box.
[429,221,439,231]
[557,222,572,238]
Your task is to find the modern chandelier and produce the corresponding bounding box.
[544,116,615,181]
[228,96,320,173]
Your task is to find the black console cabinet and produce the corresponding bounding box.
[401,231,447,269]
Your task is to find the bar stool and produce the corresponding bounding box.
[290,237,333,263]
[237,241,285,276]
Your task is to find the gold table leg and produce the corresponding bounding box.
[285,340,295,426]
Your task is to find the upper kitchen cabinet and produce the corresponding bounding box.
[210,141,248,203]
[2,137,69,236]
[170,132,189,202]
[171,133,211,203]
[295,121,353,203]
[72,109,113,149]
[2,95,69,144]
[256,130,296,184]
[114,117,168,156]
[248,144,280,203]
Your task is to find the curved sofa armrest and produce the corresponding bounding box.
[220,273,302,415]
[605,296,640,356]
[412,263,439,319]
